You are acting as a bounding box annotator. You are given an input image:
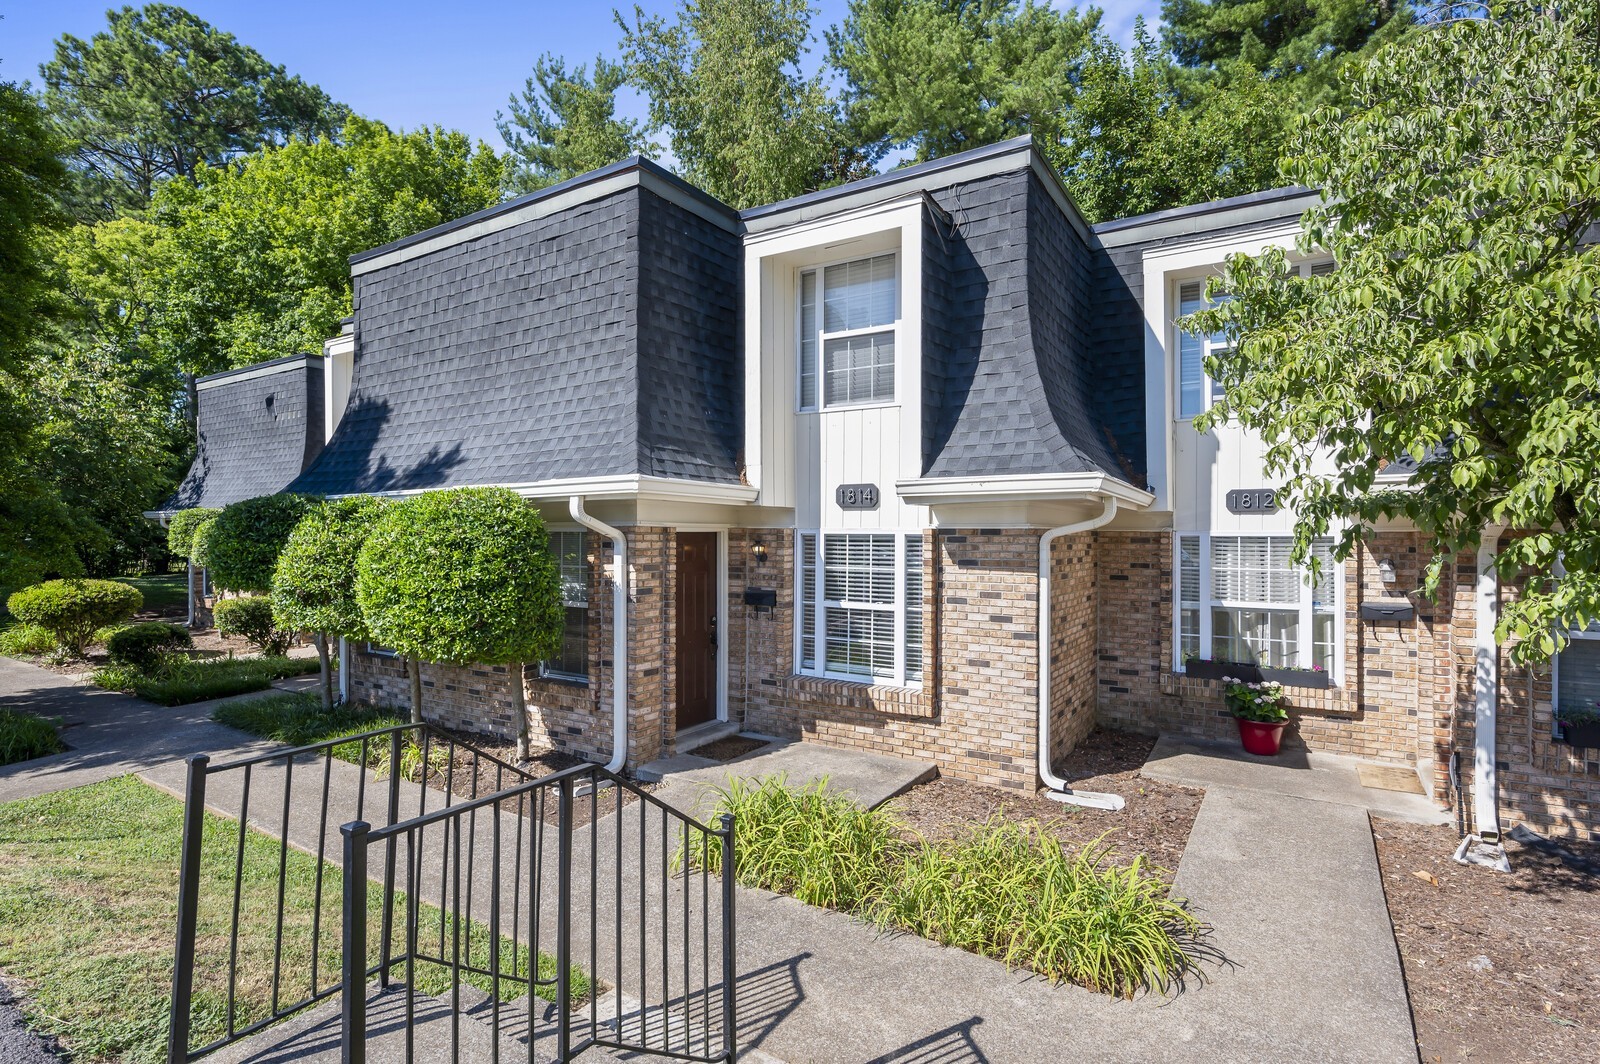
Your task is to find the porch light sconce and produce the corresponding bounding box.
[1378,559,1397,585]
[751,539,769,565]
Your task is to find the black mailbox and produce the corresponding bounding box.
[743,587,778,608]
[1360,601,1415,623]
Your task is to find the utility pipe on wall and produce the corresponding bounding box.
[570,496,629,775]
[1472,528,1505,843]
[1038,498,1126,811]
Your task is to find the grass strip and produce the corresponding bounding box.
[0,776,586,1063]
[689,774,1208,998]
[93,655,320,706]
[0,708,63,766]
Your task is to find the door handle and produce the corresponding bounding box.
[709,614,717,651]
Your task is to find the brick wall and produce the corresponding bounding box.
[1048,532,1098,763]
[734,527,1051,791]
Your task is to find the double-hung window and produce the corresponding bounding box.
[1178,534,1340,674]
[540,531,589,681]
[1176,260,1331,420]
[796,531,923,686]
[798,253,898,409]
[1557,623,1600,723]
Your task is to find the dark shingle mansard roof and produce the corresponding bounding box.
[290,162,742,496]
[158,354,325,513]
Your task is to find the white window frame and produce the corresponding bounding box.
[1174,259,1332,421]
[794,529,923,687]
[540,529,590,684]
[1174,532,1345,684]
[796,251,901,412]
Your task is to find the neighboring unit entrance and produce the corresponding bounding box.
[675,532,718,730]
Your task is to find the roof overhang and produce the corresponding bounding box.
[895,472,1155,508]
[328,474,760,506]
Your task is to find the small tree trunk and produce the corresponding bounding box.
[315,632,333,712]
[408,657,423,724]
[513,662,530,763]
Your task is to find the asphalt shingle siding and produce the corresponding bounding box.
[920,168,1129,481]
[292,185,742,496]
[164,360,324,511]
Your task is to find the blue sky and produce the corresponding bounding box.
[1,1,1163,150]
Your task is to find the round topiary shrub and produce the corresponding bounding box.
[166,508,220,561]
[355,487,562,752]
[106,621,194,672]
[271,496,387,709]
[215,596,291,656]
[6,579,143,659]
[189,512,221,569]
[207,494,316,593]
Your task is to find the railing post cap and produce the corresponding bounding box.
[187,753,210,766]
[340,819,372,837]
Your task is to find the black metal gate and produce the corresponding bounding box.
[165,724,737,1062]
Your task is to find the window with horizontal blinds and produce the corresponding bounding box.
[795,530,923,686]
[1176,280,1229,418]
[798,253,898,409]
[1558,625,1600,714]
[541,530,589,681]
[1178,534,1341,674]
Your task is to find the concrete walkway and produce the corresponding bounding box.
[643,739,937,819]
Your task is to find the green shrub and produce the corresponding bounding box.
[207,494,316,592]
[166,508,220,560]
[189,512,220,568]
[0,708,64,766]
[7,579,143,658]
[106,621,194,671]
[212,693,444,779]
[93,655,319,705]
[689,777,1208,998]
[215,597,291,655]
[0,622,58,658]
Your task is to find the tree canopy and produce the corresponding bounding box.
[40,3,348,216]
[205,493,315,593]
[1163,0,1414,87]
[1190,3,1600,663]
[497,54,655,195]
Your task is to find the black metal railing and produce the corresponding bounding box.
[166,723,737,1063]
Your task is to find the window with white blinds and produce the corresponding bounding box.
[1557,625,1600,717]
[541,530,590,681]
[795,531,923,685]
[799,253,898,409]
[1177,534,1340,674]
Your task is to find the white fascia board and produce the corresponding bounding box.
[196,354,324,391]
[327,475,759,505]
[741,193,927,253]
[894,473,1155,507]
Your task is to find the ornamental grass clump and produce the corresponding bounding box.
[0,708,63,767]
[688,776,1209,997]
[881,822,1205,998]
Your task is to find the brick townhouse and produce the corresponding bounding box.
[157,136,1598,841]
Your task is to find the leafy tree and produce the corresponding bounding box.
[150,117,504,375]
[271,496,386,710]
[828,0,1099,163]
[187,511,220,569]
[40,3,348,216]
[1041,25,1292,223]
[166,508,219,560]
[355,488,562,758]
[205,493,315,593]
[617,0,847,208]
[1190,3,1600,664]
[497,54,656,195]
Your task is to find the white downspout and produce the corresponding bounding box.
[338,637,349,703]
[1038,497,1126,811]
[571,496,629,774]
[186,562,195,627]
[1455,527,1510,870]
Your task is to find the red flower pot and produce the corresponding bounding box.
[1236,718,1288,756]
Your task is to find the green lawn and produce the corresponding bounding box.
[115,573,187,616]
[0,776,585,1063]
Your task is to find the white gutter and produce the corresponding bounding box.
[1038,498,1126,810]
[570,497,629,774]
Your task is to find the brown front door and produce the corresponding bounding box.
[675,532,718,731]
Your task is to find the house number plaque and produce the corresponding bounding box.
[1225,488,1280,514]
[835,483,881,510]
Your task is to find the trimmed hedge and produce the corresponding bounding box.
[215,597,290,656]
[207,494,315,592]
[189,512,221,568]
[166,508,220,560]
[271,496,385,640]
[7,579,143,658]
[106,621,194,672]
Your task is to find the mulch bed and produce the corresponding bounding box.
[426,727,655,829]
[1373,818,1600,1063]
[882,729,1203,880]
[692,735,770,762]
